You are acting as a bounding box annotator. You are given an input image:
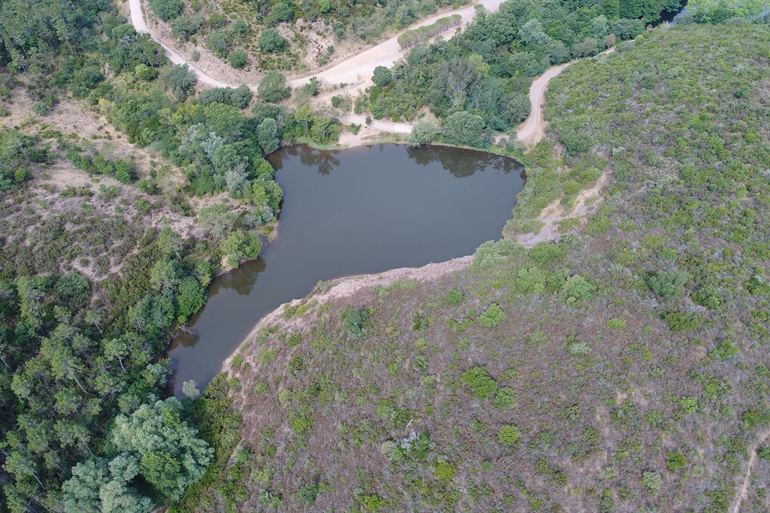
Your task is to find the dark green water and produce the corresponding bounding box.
[168,144,524,394]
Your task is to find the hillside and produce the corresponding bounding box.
[205,24,770,512]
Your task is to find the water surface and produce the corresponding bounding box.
[168,144,524,393]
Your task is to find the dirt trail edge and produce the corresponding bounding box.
[730,429,770,513]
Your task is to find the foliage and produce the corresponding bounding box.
[478,303,505,327]
[647,270,689,299]
[461,366,498,400]
[258,28,288,54]
[258,71,290,103]
[149,0,183,21]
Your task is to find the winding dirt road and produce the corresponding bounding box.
[126,0,577,143]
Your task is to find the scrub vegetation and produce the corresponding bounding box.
[194,23,770,513]
[149,0,474,71]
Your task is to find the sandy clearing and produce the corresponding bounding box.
[515,168,611,248]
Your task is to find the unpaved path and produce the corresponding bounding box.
[514,63,569,147]
[128,0,234,88]
[126,0,590,147]
[730,429,770,513]
[288,0,505,88]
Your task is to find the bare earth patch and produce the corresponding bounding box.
[515,168,612,248]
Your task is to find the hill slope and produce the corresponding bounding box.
[200,24,770,512]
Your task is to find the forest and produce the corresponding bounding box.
[1,0,769,511]
[0,0,289,511]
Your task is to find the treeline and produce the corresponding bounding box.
[398,14,463,49]
[362,0,651,139]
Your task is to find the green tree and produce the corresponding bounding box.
[498,424,521,447]
[158,227,183,259]
[442,111,486,147]
[176,276,206,323]
[259,28,287,53]
[647,271,688,299]
[461,366,498,400]
[55,272,90,303]
[372,66,392,87]
[519,19,550,45]
[257,118,280,154]
[149,0,183,21]
[228,50,247,69]
[503,93,531,126]
[258,71,290,103]
[479,304,505,327]
[408,119,440,147]
[165,64,197,101]
[111,398,213,501]
[271,2,294,22]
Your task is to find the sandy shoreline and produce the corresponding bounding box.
[222,255,473,369]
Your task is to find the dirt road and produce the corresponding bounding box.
[128,0,235,88]
[289,0,506,88]
[126,0,587,146]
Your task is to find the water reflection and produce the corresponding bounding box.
[406,145,519,178]
[274,144,342,175]
[167,144,525,394]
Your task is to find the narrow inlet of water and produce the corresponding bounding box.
[168,143,525,394]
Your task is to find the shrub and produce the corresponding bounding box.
[228,50,247,69]
[445,288,464,305]
[259,28,287,53]
[342,307,368,338]
[258,71,290,103]
[647,270,688,299]
[641,471,662,493]
[271,2,294,22]
[461,366,498,400]
[498,425,520,447]
[709,340,739,360]
[299,481,318,503]
[679,396,698,414]
[493,387,516,409]
[758,446,770,461]
[667,452,687,471]
[149,0,183,21]
[434,461,457,481]
[479,304,505,327]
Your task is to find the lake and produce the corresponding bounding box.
[168,143,525,394]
